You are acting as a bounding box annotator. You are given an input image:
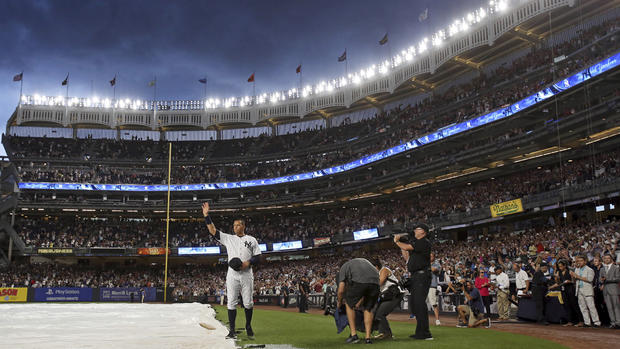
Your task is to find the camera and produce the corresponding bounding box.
[398,234,411,244]
[453,280,465,292]
[324,304,335,316]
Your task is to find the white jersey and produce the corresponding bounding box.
[217,231,261,273]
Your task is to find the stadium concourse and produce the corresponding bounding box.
[2,0,620,348]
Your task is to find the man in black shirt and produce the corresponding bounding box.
[394,222,433,340]
[281,282,289,308]
[298,277,310,313]
[532,262,552,325]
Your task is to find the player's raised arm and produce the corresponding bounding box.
[202,202,218,237]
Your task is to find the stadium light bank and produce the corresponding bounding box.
[21,0,510,110]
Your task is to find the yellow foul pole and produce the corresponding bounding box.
[164,142,172,302]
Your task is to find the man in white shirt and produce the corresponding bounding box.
[570,255,600,327]
[513,262,530,296]
[202,202,262,339]
[494,266,510,320]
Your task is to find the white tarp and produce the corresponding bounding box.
[2,303,235,349]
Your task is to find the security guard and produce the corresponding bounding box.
[394,222,433,340]
[532,261,551,325]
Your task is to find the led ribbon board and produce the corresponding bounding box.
[177,246,221,255]
[18,52,620,193]
[353,228,379,240]
[272,240,302,251]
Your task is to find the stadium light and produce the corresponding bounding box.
[498,0,508,12]
[418,39,428,53]
[21,0,515,110]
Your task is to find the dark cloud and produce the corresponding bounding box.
[0,0,484,152]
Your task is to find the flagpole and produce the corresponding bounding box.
[65,74,69,100]
[204,76,207,100]
[19,73,23,106]
[345,49,348,77]
[386,40,393,68]
[163,141,172,303]
[65,73,69,126]
[153,75,157,125]
[112,75,116,129]
[299,62,302,92]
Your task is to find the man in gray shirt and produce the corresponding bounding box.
[337,258,380,344]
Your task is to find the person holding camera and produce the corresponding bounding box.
[371,258,404,340]
[394,223,433,341]
[457,280,490,328]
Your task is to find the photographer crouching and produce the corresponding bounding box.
[370,258,405,340]
[457,280,491,328]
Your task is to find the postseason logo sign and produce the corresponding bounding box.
[313,237,331,247]
[137,248,170,255]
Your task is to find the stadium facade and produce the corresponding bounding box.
[1,0,619,269]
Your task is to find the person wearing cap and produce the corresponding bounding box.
[531,261,552,325]
[394,222,433,340]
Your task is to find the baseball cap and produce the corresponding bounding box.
[412,222,430,232]
[228,257,243,271]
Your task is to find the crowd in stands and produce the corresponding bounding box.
[7,19,619,185]
[3,218,620,326]
[14,145,620,248]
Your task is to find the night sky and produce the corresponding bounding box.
[1,0,485,152]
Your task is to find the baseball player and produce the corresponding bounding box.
[202,202,261,339]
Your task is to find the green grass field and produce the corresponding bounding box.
[213,306,566,349]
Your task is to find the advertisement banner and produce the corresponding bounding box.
[33,287,93,302]
[490,198,524,218]
[137,248,170,255]
[0,287,28,302]
[100,287,157,302]
[353,228,378,241]
[37,248,73,254]
[313,237,331,247]
[178,246,220,255]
